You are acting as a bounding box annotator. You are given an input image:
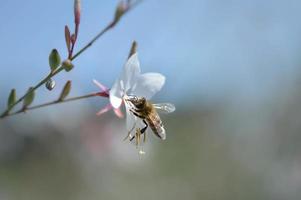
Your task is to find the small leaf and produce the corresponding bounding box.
[65,26,71,52]
[23,87,35,109]
[49,49,61,71]
[7,89,16,108]
[59,81,71,101]
[71,34,76,44]
[62,59,74,72]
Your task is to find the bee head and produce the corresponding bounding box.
[125,95,146,109]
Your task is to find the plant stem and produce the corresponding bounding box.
[0,68,63,118]
[2,92,108,118]
[71,0,143,60]
[0,1,142,119]
[71,21,114,61]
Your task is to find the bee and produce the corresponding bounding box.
[124,95,175,142]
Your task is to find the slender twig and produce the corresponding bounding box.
[71,0,142,60]
[0,0,142,119]
[0,69,63,118]
[71,21,114,61]
[2,92,109,118]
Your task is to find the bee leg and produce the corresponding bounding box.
[123,122,136,141]
[130,109,144,119]
[130,119,148,142]
[140,119,148,133]
[135,128,141,147]
[128,111,146,142]
[140,120,148,143]
[130,133,136,141]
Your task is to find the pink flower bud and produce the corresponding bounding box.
[114,1,128,23]
[74,0,81,25]
[71,34,76,44]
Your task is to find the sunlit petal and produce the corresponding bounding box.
[110,94,123,109]
[109,80,123,108]
[131,72,165,99]
[120,53,141,91]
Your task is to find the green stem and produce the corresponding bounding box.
[2,92,108,118]
[0,68,63,118]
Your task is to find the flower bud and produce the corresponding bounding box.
[7,89,16,108]
[23,87,35,109]
[71,34,76,44]
[45,79,56,91]
[65,25,71,52]
[114,1,128,23]
[49,49,61,72]
[59,81,71,101]
[74,0,81,25]
[62,59,74,72]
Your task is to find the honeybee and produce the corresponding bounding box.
[124,95,175,142]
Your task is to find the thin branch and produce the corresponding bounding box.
[71,0,142,60]
[0,0,142,119]
[2,92,109,118]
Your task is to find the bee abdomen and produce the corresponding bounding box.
[146,117,166,140]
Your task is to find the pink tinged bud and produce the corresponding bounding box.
[74,0,81,25]
[71,34,76,44]
[65,25,71,52]
[114,1,128,22]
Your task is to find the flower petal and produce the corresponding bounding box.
[110,90,123,108]
[121,53,141,92]
[131,73,165,99]
[93,79,108,92]
[125,103,136,132]
[96,104,112,116]
[109,78,124,108]
[110,53,141,108]
[113,108,124,118]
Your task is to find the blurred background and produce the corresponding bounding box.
[1,0,301,199]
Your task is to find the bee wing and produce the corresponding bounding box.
[153,103,176,114]
[157,126,166,140]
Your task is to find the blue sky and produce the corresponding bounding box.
[1,0,301,109]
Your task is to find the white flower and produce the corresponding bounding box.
[93,79,123,118]
[109,53,165,133]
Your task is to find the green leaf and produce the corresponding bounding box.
[23,87,35,109]
[7,89,16,108]
[59,81,71,101]
[49,49,61,71]
[62,59,74,72]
